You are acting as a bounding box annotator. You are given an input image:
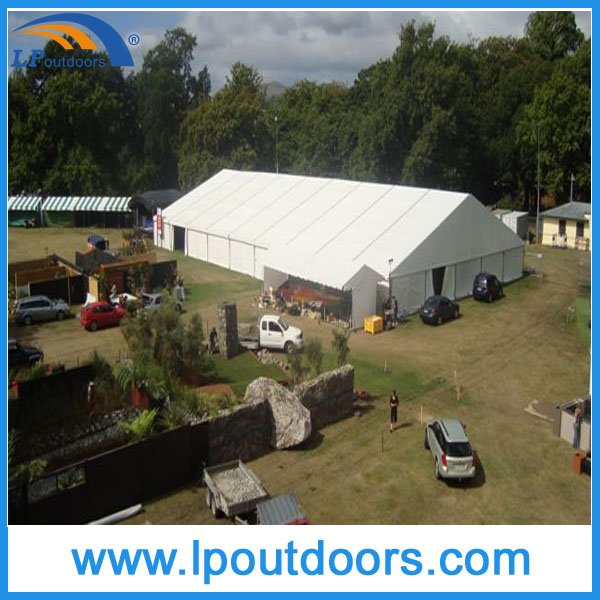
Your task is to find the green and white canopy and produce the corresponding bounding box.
[8,195,132,213]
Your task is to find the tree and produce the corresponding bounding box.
[517,40,590,203]
[348,21,480,192]
[303,338,323,377]
[272,80,352,177]
[121,305,210,379]
[8,42,133,195]
[178,62,269,190]
[525,11,584,61]
[133,28,207,189]
[331,328,350,367]
[287,347,308,385]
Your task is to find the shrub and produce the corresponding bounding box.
[288,347,308,385]
[304,338,323,377]
[118,409,157,441]
[331,328,351,367]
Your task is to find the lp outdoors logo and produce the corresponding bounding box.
[11,13,134,68]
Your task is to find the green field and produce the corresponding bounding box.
[575,297,591,346]
[9,228,591,525]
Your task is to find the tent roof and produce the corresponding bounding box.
[130,189,182,212]
[165,169,523,289]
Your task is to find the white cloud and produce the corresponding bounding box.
[169,10,591,90]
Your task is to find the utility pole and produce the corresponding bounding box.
[274,115,279,174]
[570,173,575,203]
[535,126,541,243]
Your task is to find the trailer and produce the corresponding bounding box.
[203,460,269,519]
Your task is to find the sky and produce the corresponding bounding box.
[7,10,592,90]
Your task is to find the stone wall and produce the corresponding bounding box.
[207,399,271,465]
[296,364,355,431]
[216,302,239,359]
[207,365,354,464]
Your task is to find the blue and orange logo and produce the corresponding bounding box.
[11,13,134,68]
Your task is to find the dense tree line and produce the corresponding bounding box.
[8,12,590,209]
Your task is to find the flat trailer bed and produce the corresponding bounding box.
[203,460,269,519]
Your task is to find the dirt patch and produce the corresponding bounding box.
[197,383,236,397]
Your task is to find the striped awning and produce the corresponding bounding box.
[8,196,132,213]
[8,195,44,211]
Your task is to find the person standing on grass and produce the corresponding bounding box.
[389,389,399,432]
[573,401,583,449]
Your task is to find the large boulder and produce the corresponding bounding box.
[244,377,311,449]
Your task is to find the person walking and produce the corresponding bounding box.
[209,327,218,354]
[573,401,583,449]
[389,389,399,432]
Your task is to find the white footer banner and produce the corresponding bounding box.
[8,524,592,592]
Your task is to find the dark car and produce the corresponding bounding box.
[8,338,44,372]
[80,301,125,331]
[419,295,460,325]
[472,272,503,302]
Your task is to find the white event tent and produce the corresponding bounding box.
[156,169,524,327]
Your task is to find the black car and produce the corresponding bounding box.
[472,272,503,302]
[8,338,44,372]
[419,295,460,325]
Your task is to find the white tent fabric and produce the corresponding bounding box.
[159,169,524,324]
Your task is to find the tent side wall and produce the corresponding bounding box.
[502,247,524,282]
[345,267,382,329]
[390,272,427,313]
[187,229,208,261]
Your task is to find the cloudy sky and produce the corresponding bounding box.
[8,10,591,89]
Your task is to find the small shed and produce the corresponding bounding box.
[493,209,529,240]
[554,396,591,452]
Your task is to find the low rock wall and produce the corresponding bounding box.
[296,365,355,431]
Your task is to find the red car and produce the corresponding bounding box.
[80,301,125,331]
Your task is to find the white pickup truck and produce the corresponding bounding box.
[238,315,303,353]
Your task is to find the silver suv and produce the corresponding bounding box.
[424,418,476,481]
[15,295,70,325]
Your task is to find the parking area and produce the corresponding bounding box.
[9,228,591,524]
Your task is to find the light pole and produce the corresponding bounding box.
[274,115,279,174]
[535,126,541,243]
[570,173,575,203]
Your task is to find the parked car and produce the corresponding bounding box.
[87,234,109,251]
[80,301,125,331]
[472,272,503,302]
[424,418,476,481]
[141,292,182,313]
[8,338,43,372]
[419,295,460,325]
[15,295,70,326]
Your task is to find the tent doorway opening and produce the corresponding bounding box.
[173,226,185,252]
[432,266,446,296]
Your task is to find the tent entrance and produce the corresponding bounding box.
[173,226,185,251]
[432,266,446,296]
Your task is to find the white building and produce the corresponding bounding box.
[156,170,524,327]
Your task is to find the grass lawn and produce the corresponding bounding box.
[574,297,591,346]
[8,229,591,525]
[209,351,289,396]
